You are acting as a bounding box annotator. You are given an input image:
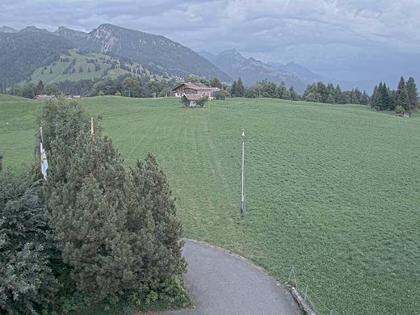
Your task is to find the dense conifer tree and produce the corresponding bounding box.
[35,80,45,95]
[209,77,223,89]
[0,171,59,314]
[237,78,245,96]
[406,77,418,110]
[39,99,185,303]
[396,77,410,112]
[130,154,186,290]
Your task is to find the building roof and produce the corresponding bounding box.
[172,82,220,92]
[33,95,54,100]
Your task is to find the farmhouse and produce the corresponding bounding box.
[172,82,220,99]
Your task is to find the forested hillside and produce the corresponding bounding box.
[0,24,230,88]
[0,28,72,84]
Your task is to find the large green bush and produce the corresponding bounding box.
[40,99,186,306]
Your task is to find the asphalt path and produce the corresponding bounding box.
[160,240,301,315]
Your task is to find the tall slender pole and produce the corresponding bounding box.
[40,126,44,143]
[241,129,246,216]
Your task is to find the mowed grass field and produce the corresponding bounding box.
[1,94,419,314]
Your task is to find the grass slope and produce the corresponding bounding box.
[28,49,151,85]
[1,95,419,314]
[0,94,41,168]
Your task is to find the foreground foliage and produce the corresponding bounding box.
[0,97,188,314]
[0,171,59,314]
[40,99,186,306]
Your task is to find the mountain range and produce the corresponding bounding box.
[0,24,230,86]
[201,49,321,92]
[0,24,321,92]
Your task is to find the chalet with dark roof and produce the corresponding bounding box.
[172,82,220,99]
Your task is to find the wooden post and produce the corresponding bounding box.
[91,117,95,143]
[240,129,246,216]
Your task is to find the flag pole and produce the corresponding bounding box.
[39,126,48,181]
[240,129,246,216]
[40,126,44,143]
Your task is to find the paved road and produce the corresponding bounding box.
[160,240,301,315]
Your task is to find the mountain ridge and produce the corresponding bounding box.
[202,49,309,92]
[55,24,231,81]
[0,26,17,33]
[0,24,231,86]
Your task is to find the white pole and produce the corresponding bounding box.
[241,129,245,215]
[40,126,44,143]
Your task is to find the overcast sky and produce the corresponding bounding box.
[1,0,420,82]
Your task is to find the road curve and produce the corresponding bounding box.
[160,240,301,315]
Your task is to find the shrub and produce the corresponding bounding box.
[196,95,209,107]
[180,95,189,107]
[395,105,405,115]
[213,90,227,100]
[40,99,186,305]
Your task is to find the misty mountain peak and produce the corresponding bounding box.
[20,26,47,33]
[0,26,17,33]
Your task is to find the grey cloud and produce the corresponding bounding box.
[1,0,420,83]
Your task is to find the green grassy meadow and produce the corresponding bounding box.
[29,49,150,85]
[1,94,419,314]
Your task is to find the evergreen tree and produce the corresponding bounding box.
[40,99,185,303]
[370,85,379,109]
[130,155,186,290]
[361,91,370,105]
[379,83,391,110]
[289,86,298,101]
[209,78,222,89]
[276,82,287,99]
[35,80,45,95]
[236,78,245,97]
[0,171,59,314]
[396,77,410,112]
[406,77,418,110]
[230,80,237,97]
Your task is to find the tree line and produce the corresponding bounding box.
[370,76,418,114]
[7,74,178,98]
[0,99,189,314]
[5,74,419,113]
[229,78,369,105]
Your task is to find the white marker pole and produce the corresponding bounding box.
[241,129,246,216]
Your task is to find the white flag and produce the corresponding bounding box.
[40,142,48,180]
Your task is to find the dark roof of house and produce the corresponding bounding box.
[172,82,220,92]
